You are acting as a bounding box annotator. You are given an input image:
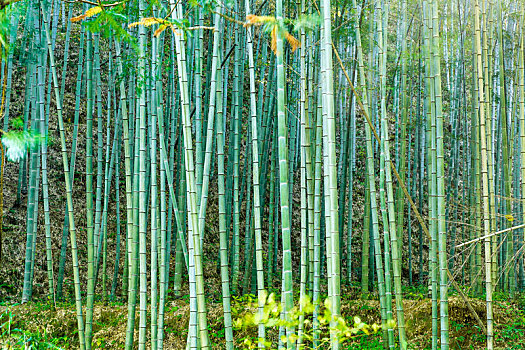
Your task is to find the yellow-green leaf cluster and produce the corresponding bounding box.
[244,14,300,56]
[233,290,380,348]
[71,6,102,22]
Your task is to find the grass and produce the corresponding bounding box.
[0,305,73,349]
[2,287,525,349]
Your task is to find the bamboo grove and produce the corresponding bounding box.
[1,0,525,348]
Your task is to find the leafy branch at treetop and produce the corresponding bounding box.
[1,130,45,162]
[244,13,320,55]
[0,117,45,163]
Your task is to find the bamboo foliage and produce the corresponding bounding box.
[4,0,525,349]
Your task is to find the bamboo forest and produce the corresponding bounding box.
[3,0,525,348]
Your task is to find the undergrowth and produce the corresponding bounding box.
[2,288,525,349]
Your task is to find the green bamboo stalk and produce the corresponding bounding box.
[245,0,266,344]
[474,0,494,346]
[274,0,294,345]
[41,5,85,348]
[171,2,210,347]
[354,0,388,342]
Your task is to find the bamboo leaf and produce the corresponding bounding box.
[1,130,44,162]
[71,6,102,22]
[285,31,300,52]
[128,17,166,28]
[270,25,277,54]
[245,14,276,27]
[293,14,321,32]
[153,24,167,37]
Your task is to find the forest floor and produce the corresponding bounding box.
[1,289,525,349]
